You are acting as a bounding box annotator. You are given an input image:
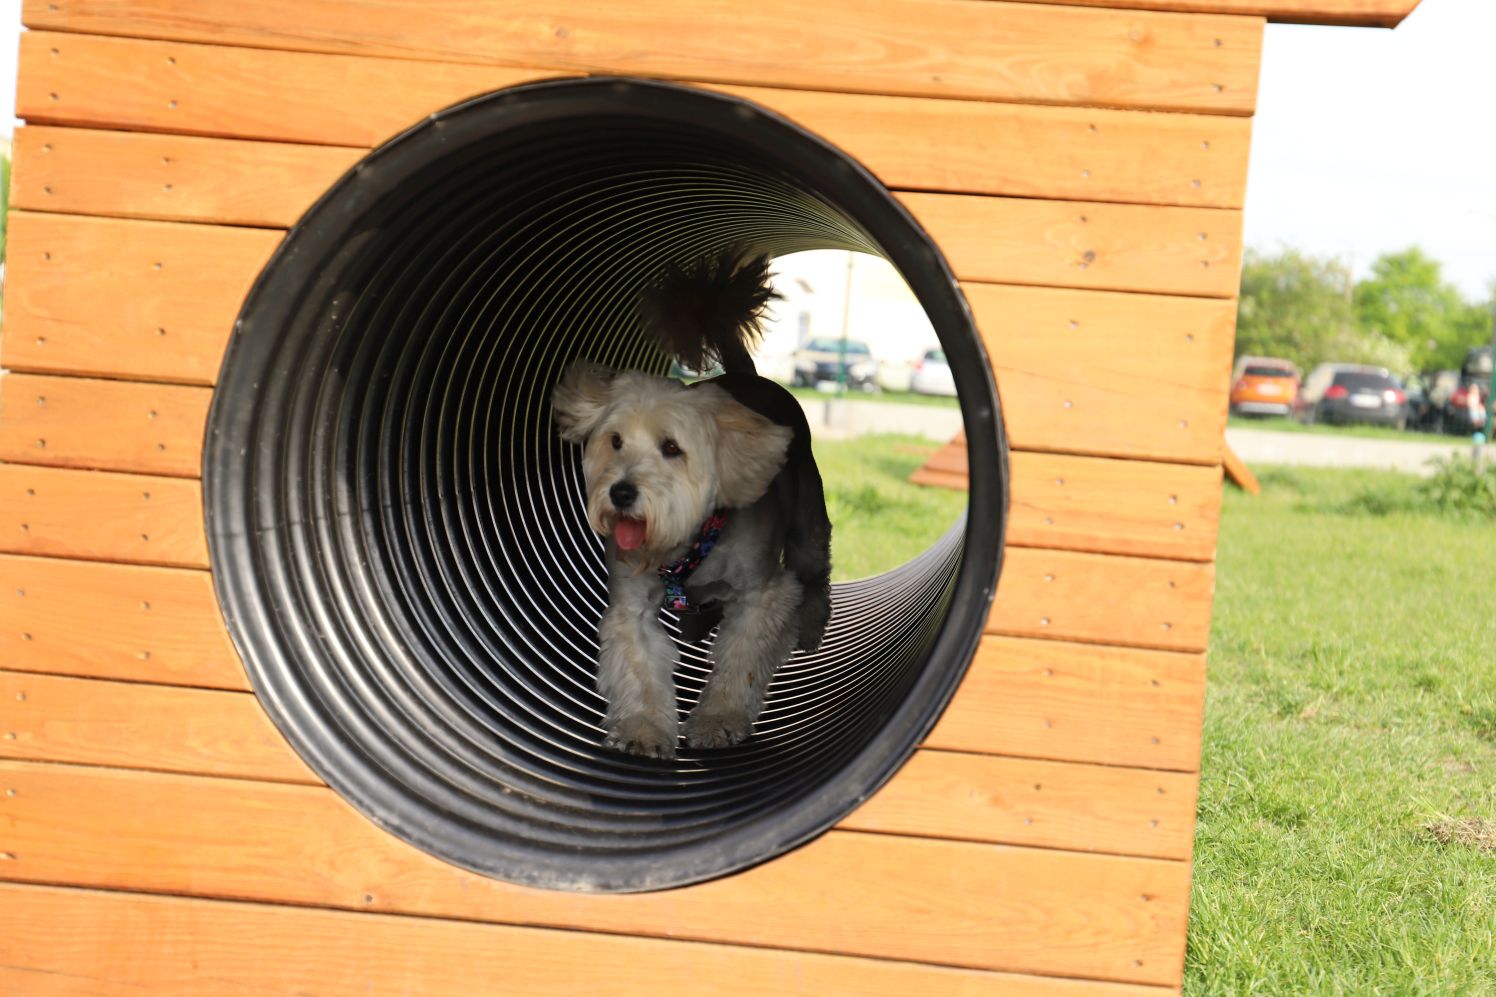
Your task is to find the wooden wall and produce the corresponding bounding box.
[0,0,1403,992]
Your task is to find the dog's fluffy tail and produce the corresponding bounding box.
[639,247,780,376]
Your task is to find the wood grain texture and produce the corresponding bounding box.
[989,548,1214,652]
[0,463,207,568]
[20,0,1262,114]
[15,29,1254,209]
[10,126,361,228]
[10,97,1251,225]
[0,554,245,691]
[931,636,1206,771]
[0,670,314,784]
[17,30,561,149]
[997,0,1419,28]
[0,760,1192,985]
[0,884,1176,997]
[1,211,280,386]
[971,283,1236,464]
[842,750,1198,859]
[0,373,211,477]
[0,555,1207,768]
[0,668,1196,859]
[901,192,1243,298]
[1223,441,1261,494]
[919,444,1224,561]
[0,298,1233,475]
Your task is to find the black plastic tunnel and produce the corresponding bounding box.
[203,78,1008,893]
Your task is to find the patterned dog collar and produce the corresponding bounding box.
[658,509,729,612]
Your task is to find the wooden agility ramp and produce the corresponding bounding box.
[0,1,1415,992]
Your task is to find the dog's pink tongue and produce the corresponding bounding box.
[614,517,648,552]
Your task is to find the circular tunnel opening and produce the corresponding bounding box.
[204,78,1007,892]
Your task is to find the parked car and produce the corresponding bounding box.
[1445,379,1489,436]
[1410,369,1462,433]
[1403,371,1442,433]
[1445,346,1494,435]
[792,337,878,391]
[1294,363,1408,429]
[909,348,957,396]
[1229,356,1300,417]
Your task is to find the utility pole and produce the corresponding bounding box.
[1486,297,1496,447]
[837,251,855,397]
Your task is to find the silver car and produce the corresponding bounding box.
[910,348,957,396]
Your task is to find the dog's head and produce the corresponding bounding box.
[553,362,792,556]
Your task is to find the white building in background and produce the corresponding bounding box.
[757,249,940,389]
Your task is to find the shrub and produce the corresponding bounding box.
[1414,454,1496,518]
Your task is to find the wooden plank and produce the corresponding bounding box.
[931,636,1206,772]
[0,554,245,691]
[0,453,1214,570]
[0,668,1195,860]
[0,884,1175,997]
[1006,453,1223,561]
[0,556,1206,770]
[990,548,1214,652]
[15,30,1253,209]
[917,443,1223,560]
[0,211,280,386]
[1222,442,1261,494]
[902,192,1243,298]
[17,30,561,150]
[9,126,360,229]
[0,205,1243,393]
[20,0,1263,115]
[10,96,1250,228]
[0,293,1233,474]
[998,0,1419,29]
[971,283,1236,465]
[0,464,209,568]
[0,761,1192,985]
[843,750,1197,860]
[0,373,211,478]
[0,671,312,785]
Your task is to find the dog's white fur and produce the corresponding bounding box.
[554,363,799,758]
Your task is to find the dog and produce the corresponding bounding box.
[552,250,832,758]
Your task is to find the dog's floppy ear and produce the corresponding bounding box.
[552,360,616,443]
[712,394,793,508]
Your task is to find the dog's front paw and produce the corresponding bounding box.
[683,707,754,750]
[604,715,678,760]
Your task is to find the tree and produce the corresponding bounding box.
[1353,248,1478,371]
[1235,248,1360,372]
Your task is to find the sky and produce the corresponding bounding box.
[0,0,1488,299]
[1246,0,1495,299]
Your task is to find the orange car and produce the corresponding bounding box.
[1230,356,1301,417]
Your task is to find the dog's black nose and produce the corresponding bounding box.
[609,481,637,509]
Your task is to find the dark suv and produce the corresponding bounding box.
[1295,363,1408,429]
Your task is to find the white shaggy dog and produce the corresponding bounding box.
[552,252,832,758]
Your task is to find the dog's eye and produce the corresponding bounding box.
[660,438,683,458]
[610,433,623,451]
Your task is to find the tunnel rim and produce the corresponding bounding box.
[203,76,1008,892]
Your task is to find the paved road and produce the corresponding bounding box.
[792,396,1484,475]
[796,395,963,442]
[1226,427,1479,475]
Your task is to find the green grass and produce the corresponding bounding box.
[809,434,966,581]
[1228,414,1458,445]
[1189,465,1496,995]
[788,385,960,409]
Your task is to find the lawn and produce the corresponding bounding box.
[1190,465,1496,994]
[788,384,960,409]
[808,441,1495,992]
[809,434,966,581]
